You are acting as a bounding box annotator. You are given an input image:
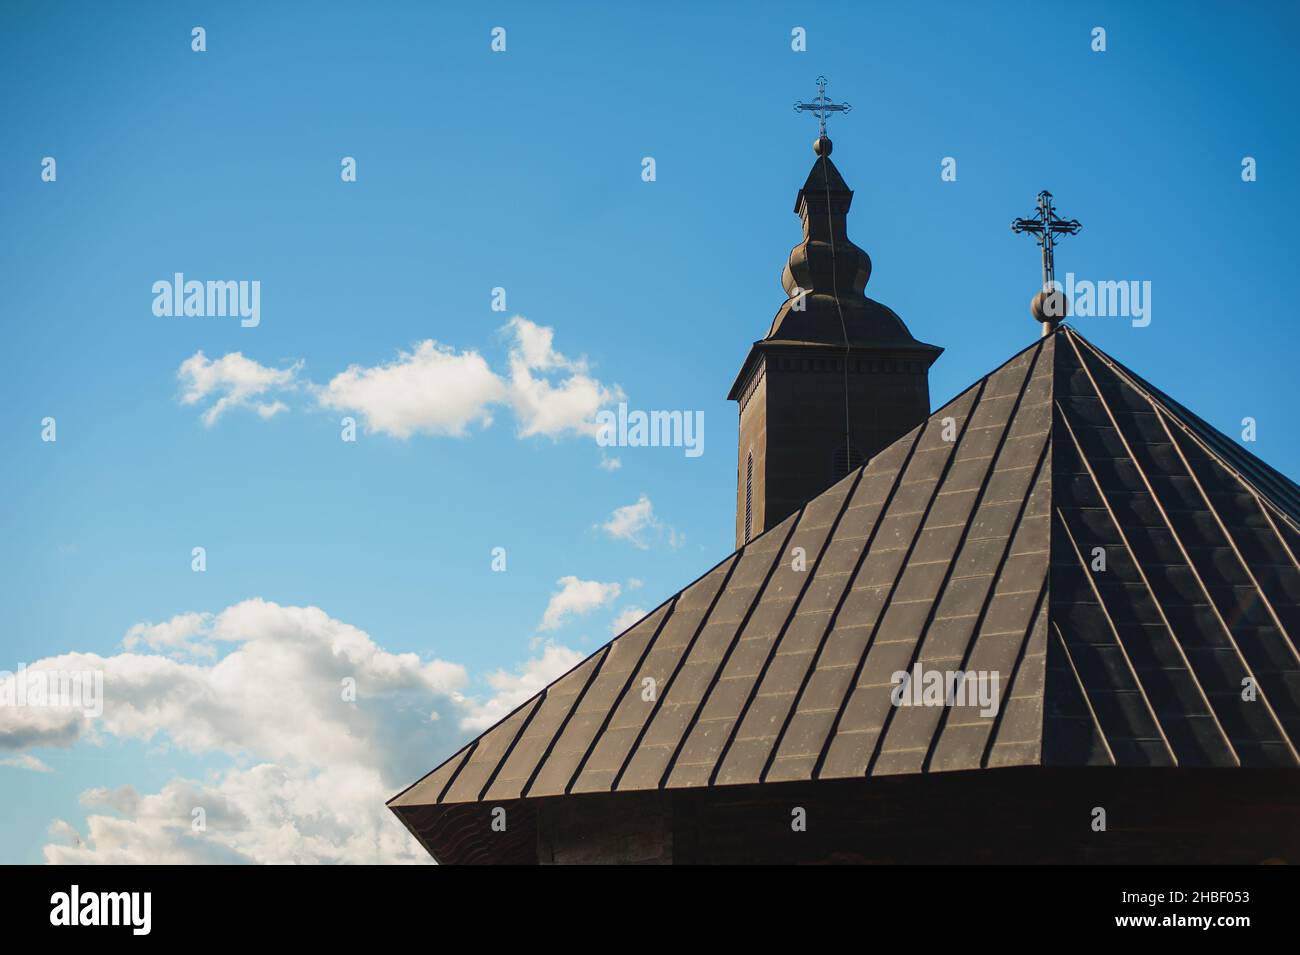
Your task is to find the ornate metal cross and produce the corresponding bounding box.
[1011,190,1082,293]
[793,76,852,138]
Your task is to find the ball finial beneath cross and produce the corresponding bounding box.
[1030,288,1069,325]
[813,136,833,157]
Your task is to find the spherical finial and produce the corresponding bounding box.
[813,135,833,157]
[1030,288,1068,325]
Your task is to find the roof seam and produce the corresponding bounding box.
[610,537,773,791]
[1253,505,1300,632]
[1069,329,1300,528]
[1048,619,1118,766]
[1053,407,1190,766]
[435,740,479,805]
[747,430,928,785]
[661,472,863,789]
[1155,405,1300,672]
[1154,407,1300,705]
[935,423,1053,768]
[1068,331,1296,762]
[386,739,473,807]
[465,504,799,795]
[477,693,547,802]
[518,643,614,800]
[871,341,1046,773]
[979,569,1051,767]
[811,376,995,781]
[563,593,682,794]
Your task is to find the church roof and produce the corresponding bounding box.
[391,325,1300,834]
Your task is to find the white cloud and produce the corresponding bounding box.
[538,576,621,632]
[598,454,622,471]
[178,318,623,447]
[610,607,647,635]
[0,694,83,751]
[505,317,622,439]
[0,754,52,772]
[463,643,585,732]
[508,317,566,372]
[316,340,505,439]
[177,351,300,426]
[600,495,683,550]
[122,611,215,659]
[0,600,581,864]
[45,766,423,864]
[600,495,650,547]
[2,601,468,773]
[602,495,655,547]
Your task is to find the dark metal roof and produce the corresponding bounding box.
[391,326,1300,840]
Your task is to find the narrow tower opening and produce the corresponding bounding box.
[743,451,754,543]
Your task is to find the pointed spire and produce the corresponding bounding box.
[767,137,933,350]
[782,135,871,305]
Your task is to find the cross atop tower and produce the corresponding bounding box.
[1011,190,1082,331]
[793,76,852,138]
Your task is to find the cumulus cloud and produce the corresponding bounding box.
[463,643,585,732]
[0,700,83,752]
[44,766,425,865]
[538,576,621,632]
[601,495,656,547]
[177,351,301,426]
[2,601,467,775]
[1,600,582,864]
[599,494,681,550]
[122,611,215,659]
[610,607,647,635]
[316,340,505,439]
[182,318,623,446]
[505,318,623,439]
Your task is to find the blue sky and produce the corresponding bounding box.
[1,1,1296,863]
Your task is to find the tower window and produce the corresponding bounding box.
[744,451,753,543]
[832,441,865,481]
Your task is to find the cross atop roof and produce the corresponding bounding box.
[793,75,852,138]
[1011,190,1083,331]
[1011,190,1082,292]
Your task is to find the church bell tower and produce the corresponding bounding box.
[727,127,942,548]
